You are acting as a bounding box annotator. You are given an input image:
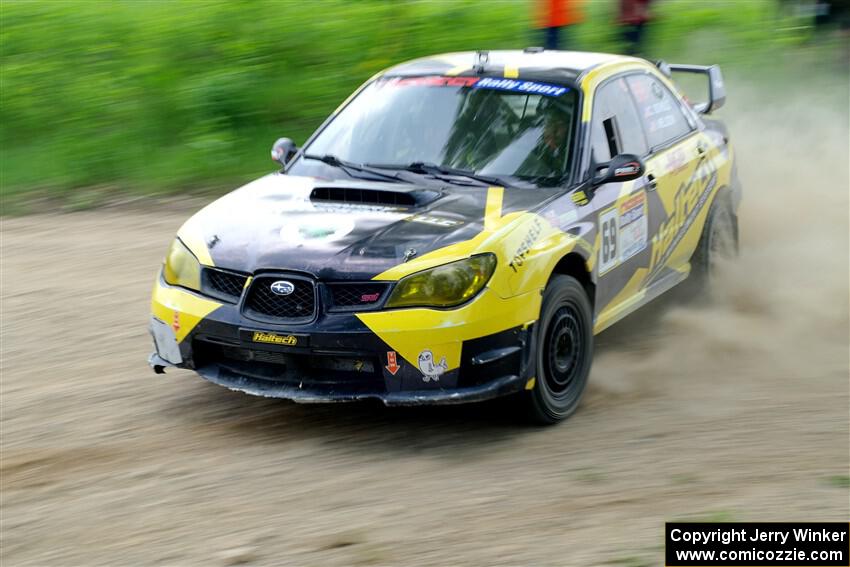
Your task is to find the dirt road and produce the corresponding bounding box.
[2,97,848,565]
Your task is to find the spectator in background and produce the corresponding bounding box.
[619,0,653,56]
[536,0,583,50]
[814,0,850,31]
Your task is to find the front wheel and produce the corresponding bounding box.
[524,275,594,424]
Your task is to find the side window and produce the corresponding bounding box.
[625,74,692,151]
[590,77,648,163]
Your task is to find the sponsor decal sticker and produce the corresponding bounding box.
[392,76,479,88]
[406,214,463,227]
[385,351,400,376]
[417,349,448,382]
[598,207,619,274]
[648,156,718,280]
[648,114,676,133]
[509,218,543,272]
[280,214,356,243]
[618,190,648,262]
[172,310,180,333]
[389,76,569,98]
[614,161,641,177]
[252,332,299,346]
[598,191,649,273]
[643,99,673,118]
[473,77,569,97]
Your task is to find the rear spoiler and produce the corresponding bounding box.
[655,61,726,115]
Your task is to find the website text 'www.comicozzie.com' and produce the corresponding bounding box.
[674,547,843,564]
[665,523,849,567]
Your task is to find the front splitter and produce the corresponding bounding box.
[150,352,524,406]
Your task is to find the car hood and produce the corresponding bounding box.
[178,173,562,280]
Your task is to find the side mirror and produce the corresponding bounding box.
[271,137,297,167]
[592,154,645,186]
[668,63,725,114]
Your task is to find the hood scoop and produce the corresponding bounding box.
[310,186,441,209]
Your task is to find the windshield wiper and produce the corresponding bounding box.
[302,154,406,184]
[368,161,513,188]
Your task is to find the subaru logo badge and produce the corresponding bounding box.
[270,280,295,296]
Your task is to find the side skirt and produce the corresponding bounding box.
[592,267,689,334]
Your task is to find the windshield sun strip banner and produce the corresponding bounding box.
[388,76,570,97]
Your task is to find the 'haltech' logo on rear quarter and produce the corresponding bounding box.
[252,332,298,346]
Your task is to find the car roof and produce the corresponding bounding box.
[381,50,644,84]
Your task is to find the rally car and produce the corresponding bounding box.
[149,49,740,423]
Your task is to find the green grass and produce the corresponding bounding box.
[0,0,844,205]
[826,474,850,489]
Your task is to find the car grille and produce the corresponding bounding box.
[243,275,316,323]
[202,268,248,303]
[326,282,391,311]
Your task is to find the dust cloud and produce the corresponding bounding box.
[591,84,849,408]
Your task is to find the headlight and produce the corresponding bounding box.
[385,254,496,309]
[163,238,201,291]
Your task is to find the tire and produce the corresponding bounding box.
[688,194,739,296]
[524,275,594,424]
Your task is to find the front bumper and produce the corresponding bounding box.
[149,352,525,405]
[149,276,539,405]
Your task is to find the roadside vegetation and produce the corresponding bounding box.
[0,0,845,206]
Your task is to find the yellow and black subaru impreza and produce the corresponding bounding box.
[149,49,740,423]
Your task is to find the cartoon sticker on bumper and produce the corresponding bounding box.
[418,349,448,382]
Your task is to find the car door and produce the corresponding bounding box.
[587,75,655,325]
[623,72,708,287]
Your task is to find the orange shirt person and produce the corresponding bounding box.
[536,0,584,50]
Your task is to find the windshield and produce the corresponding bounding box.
[288,76,578,187]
